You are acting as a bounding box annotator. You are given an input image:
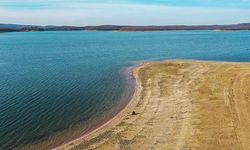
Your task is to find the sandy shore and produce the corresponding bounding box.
[55,60,250,150]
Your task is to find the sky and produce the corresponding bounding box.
[0,0,250,26]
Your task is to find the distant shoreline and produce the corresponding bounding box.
[1,29,249,34]
[1,23,250,33]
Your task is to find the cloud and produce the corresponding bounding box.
[0,4,250,26]
[1,0,250,10]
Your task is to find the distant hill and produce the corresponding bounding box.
[1,23,250,32]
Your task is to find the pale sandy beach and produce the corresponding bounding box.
[56,60,250,150]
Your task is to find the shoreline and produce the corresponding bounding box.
[2,29,250,34]
[53,64,143,150]
[55,60,250,150]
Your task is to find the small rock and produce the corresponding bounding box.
[132,111,136,115]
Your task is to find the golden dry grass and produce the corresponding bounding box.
[58,60,250,150]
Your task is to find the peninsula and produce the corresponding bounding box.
[56,60,250,150]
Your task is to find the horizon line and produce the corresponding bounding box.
[1,22,250,27]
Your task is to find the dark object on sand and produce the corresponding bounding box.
[132,111,136,115]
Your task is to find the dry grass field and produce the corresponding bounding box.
[58,60,250,150]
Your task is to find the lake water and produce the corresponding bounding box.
[0,31,250,149]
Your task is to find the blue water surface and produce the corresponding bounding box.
[0,31,250,149]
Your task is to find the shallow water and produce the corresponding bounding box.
[0,31,250,149]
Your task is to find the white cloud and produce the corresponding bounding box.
[0,4,250,25]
